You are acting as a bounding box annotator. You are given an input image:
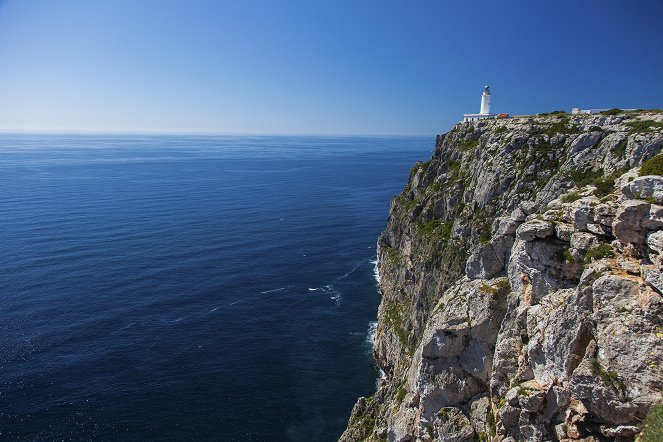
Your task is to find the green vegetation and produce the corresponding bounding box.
[410,159,432,176]
[494,126,507,134]
[518,386,532,396]
[394,194,418,211]
[417,219,453,241]
[589,358,626,395]
[589,126,603,132]
[561,191,582,204]
[566,168,604,188]
[479,227,492,244]
[385,247,402,266]
[448,160,461,173]
[640,154,663,176]
[641,402,663,442]
[479,278,511,296]
[539,117,580,137]
[562,247,575,263]
[625,120,663,132]
[486,409,496,437]
[459,139,479,151]
[613,139,628,159]
[539,110,567,116]
[384,300,409,348]
[396,386,407,402]
[584,243,615,263]
[592,175,616,197]
[565,167,626,198]
[429,181,442,192]
[354,415,376,440]
[601,108,623,116]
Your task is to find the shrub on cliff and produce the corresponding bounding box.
[641,402,663,441]
[639,154,663,176]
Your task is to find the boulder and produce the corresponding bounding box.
[613,200,650,246]
[433,408,474,442]
[466,236,514,279]
[516,220,555,241]
[622,175,663,204]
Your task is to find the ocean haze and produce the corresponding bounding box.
[0,134,430,441]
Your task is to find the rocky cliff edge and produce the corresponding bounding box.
[342,111,663,442]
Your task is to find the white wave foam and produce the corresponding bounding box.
[308,288,318,291]
[209,306,219,312]
[261,287,286,294]
[372,258,380,284]
[364,321,378,354]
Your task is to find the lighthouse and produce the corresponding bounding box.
[480,85,491,115]
[462,85,500,122]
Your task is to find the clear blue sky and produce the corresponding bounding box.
[1,0,662,135]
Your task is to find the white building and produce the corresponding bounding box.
[463,85,497,122]
[571,107,608,115]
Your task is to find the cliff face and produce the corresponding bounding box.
[342,111,663,442]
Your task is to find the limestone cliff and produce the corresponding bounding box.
[341,111,663,442]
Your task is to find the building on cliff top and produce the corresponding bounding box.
[463,85,503,122]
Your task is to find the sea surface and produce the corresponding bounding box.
[0,134,431,441]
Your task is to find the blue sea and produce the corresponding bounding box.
[0,134,430,441]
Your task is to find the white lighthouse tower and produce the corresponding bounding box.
[480,85,491,115]
[463,85,498,122]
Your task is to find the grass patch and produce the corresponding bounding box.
[584,244,615,263]
[396,386,407,402]
[384,300,409,347]
[540,117,580,137]
[566,168,604,188]
[640,154,663,176]
[494,126,507,134]
[429,181,442,192]
[642,402,663,442]
[556,246,575,263]
[601,108,623,116]
[354,415,376,440]
[459,139,479,151]
[625,120,663,132]
[385,247,402,266]
[561,191,583,204]
[593,175,617,197]
[613,139,628,159]
[539,110,567,116]
[589,358,626,395]
[479,227,492,244]
[448,160,461,173]
[486,409,496,437]
[394,194,418,211]
[417,219,453,241]
[410,159,432,176]
[566,167,625,197]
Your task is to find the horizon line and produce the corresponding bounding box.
[0,128,437,138]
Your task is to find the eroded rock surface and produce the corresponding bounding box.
[341,112,663,442]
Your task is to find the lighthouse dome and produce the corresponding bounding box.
[483,85,491,95]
